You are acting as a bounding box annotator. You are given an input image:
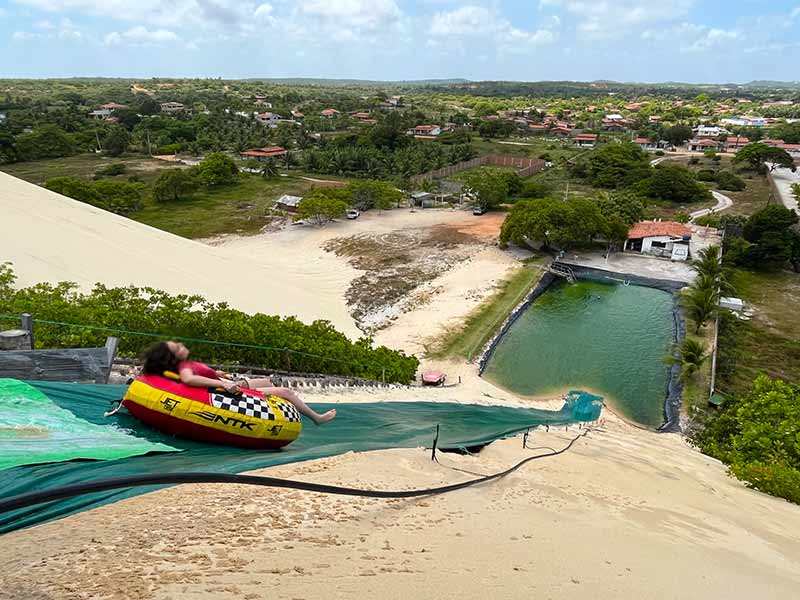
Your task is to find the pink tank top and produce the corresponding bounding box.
[178,360,219,380]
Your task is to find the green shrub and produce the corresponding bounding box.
[94,163,127,179]
[696,169,716,182]
[44,176,144,215]
[0,264,419,383]
[715,170,746,191]
[154,143,182,155]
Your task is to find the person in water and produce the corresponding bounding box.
[141,341,336,425]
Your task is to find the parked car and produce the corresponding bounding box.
[472,205,486,216]
[346,209,360,220]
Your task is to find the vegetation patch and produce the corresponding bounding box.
[324,226,483,332]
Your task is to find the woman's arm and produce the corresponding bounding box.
[179,367,237,391]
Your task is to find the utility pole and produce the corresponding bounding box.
[146,128,152,156]
[95,129,102,153]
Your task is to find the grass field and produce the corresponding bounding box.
[1,154,340,239]
[428,257,545,360]
[132,173,319,238]
[0,154,167,185]
[716,269,800,396]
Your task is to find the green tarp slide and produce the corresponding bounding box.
[0,380,602,534]
[0,379,178,471]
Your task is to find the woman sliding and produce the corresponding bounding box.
[141,341,336,425]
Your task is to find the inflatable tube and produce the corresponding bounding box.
[122,374,302,449]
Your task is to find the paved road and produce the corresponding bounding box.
[649,154,735,222]
[689,190,733,222]
[768,165,800,215]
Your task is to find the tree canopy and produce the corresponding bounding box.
[733,143,795,172]
[294,189,348,224]
[194,152,239,186]
[152,168,199,203]
[575,142,652,189]
[694,375,800,504]
[636,164,713,204]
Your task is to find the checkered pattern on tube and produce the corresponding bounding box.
[210,392,301,422]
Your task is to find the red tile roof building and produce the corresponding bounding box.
[628,221,692,240]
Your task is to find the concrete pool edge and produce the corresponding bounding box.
[477,263,688,433]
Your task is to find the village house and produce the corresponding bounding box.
[720,116,768,128]
[408,124,442,137]
[602,119,627,132]
[634,137,658,151]
[255,112,282,128]
[574,133,598,148]
[529,124,548,134]
[688,138,721,152]
[350,111,376,124]
[89,102,128,119]
[625,220,692,261]
[160,102,185,114]
[321,108,340,118]
[238,146,287,162]
[762,139,800,159]
[275,194,302,213]
[724,136,750,153]
[648,115,662,122]
[291,110,304,120]
[694,125,729,138]
[549,126,573,138]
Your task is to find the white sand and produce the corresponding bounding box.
[1,173,517,346]
[5,173,799,599]
[3,413,799,600]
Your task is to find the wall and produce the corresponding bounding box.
[641,235,674,254]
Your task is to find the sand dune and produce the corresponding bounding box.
[2,412,799,600]
[0,172,360,338]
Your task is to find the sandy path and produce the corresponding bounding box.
[3,417,799,600]
[770,165,800,215]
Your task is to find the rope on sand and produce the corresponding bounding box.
[0,432,590,515]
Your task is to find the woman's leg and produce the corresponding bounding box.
[257,386,336,425]
[244,377,274,389]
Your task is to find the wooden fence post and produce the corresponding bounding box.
[20,313,34,350]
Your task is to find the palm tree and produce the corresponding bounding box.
[666,338,709,382]
[682,283,719,333]
[260,157,278,179]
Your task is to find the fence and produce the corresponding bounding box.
[413,154,545,183]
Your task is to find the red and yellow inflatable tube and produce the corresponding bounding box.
[122,374,302,449]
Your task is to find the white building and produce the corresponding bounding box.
[625,221,693,261]
[694,125,729,138]
[160,102,185,114]
[255,112,282,128]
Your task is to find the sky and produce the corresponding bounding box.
[1,0,799,83]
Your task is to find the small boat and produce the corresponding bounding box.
[422,370,447,386]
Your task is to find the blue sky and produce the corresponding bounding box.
[1,0,799,82]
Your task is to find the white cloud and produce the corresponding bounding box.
[430,5,490,35]
[13,0,263,29]
[104,26,180,46]
[430,5,557,50]
[642,22,739,54]
[541,0,695,39]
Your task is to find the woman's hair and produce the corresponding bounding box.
[142,341,180,375]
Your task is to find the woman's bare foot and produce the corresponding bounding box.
[312,409,336,425]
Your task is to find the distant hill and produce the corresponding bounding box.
[243,77,471,87]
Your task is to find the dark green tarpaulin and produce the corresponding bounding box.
[0,381,602,534]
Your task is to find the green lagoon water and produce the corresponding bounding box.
[483,281,674,427]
